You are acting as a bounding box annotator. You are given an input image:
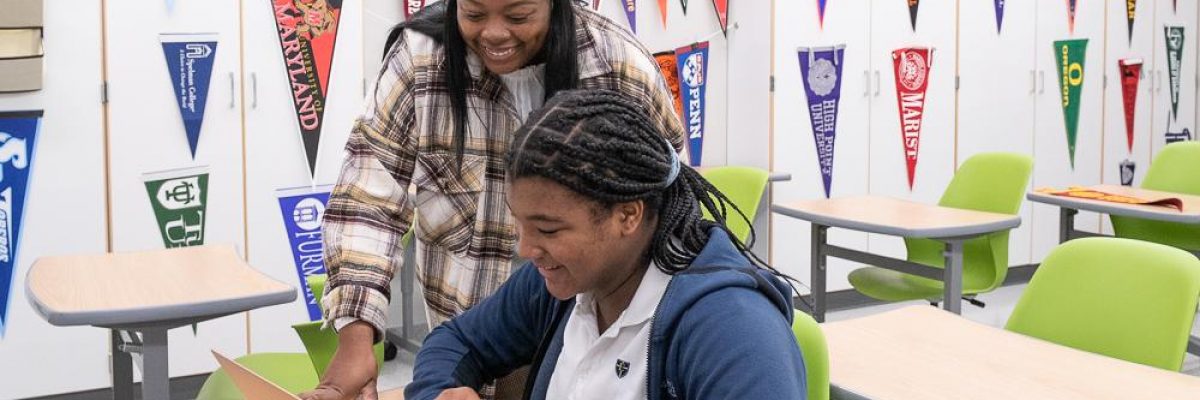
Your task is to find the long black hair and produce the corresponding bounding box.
[385,0,580,162]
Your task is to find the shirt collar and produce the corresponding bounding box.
[575,263,673,330]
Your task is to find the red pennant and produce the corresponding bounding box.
[658,0,669,27]
[271,0,343,178]
[1118,59,1143,153]
[891,47,933,189]
[1066,0,1078,34]
[404,0,426,20]
[654,50,684,119]
[712,0,728,35]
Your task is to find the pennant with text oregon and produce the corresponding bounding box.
[0,111,40,337]
[654,50,684,120]
[278,186,331,321]
[1054,39,1087,168]
[657,0,669,28]
[1067,0,1078,34]
[271,0,342,178]
[160,34,217,159]
[799,45,845,198]
[144,166,208,248]
[712,0,729,36]
[907,0,920,31]
[817,0,828,28]
[404,0,426,20]
[1166,26,1184,121]
[1126,0,1138,43]
[1118,59,1142,154]
[995,0,1006,33]
[892,47,933,189]
[624,0,637,33]
[676,42,709,166]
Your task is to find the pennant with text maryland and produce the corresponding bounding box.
[404,0,426,20]
[995,0,1006,33]
[1126,0,1138,43]
[271,0,342,179]
[907,0,920,31]
[1118,59,1142,154]
[892,47,933,190]
[657,0,669,28]
[1166,26,1184,121]
[799,46,845,198]
[278,185,332,321]
[160,34,217,159]
[0,111,40,338]
[1054,39,1087,168]
[144,167,208,248]
[677,42,709,166]
[624,0,637,33]
[654,50,684,120]
[712,0,729,36]
[1067,0,1078,34]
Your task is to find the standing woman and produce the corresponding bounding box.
[305,0,685,398]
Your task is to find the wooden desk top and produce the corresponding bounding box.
[27,245,295,328]
[1027,184,1200,224]
[823,306,1200,400]
[772,195,1021,239]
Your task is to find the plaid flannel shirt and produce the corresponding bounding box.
[321,6,686,338]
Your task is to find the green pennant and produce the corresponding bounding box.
[1054,39,1087,168]
[1165,26,1184,121]
[143,167,208,248]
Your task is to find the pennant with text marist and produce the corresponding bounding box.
[145,167,209,249]
[817,0,828,29]
[799,45,846,198]
[654,50,684,120]
[160,34,217,159]
[0,111,40,338]
[907,0,919,31]
[995,0,1005,33]
[404,0,426,20]
[1054,39,1087,168]
[1118,59,1142,154]
[278,186,332,321]
[712,0,729,36]
[657,0,669,28]
[676,42,709,166]
[1166,26,1184,122]
[1126,0,1138,44]
[1067,0,1078,34]
[892,47,933,190]
[271,0,342,179]
[624,0,637,33]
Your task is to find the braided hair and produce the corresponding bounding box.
[507,89,778,275]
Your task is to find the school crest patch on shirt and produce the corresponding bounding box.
[615,359,631,378]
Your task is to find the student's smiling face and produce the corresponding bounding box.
[457,0,552,74]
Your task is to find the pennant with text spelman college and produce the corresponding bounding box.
[160,33,217,159]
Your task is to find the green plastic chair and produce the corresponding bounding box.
[195,352,318,399]
[791,312,829,400]
[1005,237,1200,370]
[1110,141,1200,251]
[699,166,770,243]
[848,153,1033,303]
[295,274,386,379]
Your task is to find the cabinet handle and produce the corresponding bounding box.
[228,72,235,109]
[863,70,870,97]
[1157,70,1164,93]
[1038,70,1045,94]
[873,70,880,97]
[251,73,258,109]
[1029,70,1036,94]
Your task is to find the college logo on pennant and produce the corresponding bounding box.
[160,34,218,159]
[1165,26,1184,121]
[144,167,209,248]
[1126,0,1138,43]
[1067,0,1078,34]
[624,0,637,33]
[1118,59,1142,154]
[271,0,343,179]
[994,0,1006,33]
[0,111,40,338]
[816,0,828,28]
[906,0,920,31]
[654,50,684,120]
[1054,39,1087,168]
[891,47,933,190]
[712,0,729,36]
[676,42,709,167]
[278,186,331,321]
[404,0,426,20]
[798,45,846,198]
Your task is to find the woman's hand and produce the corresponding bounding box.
[298,322,379,400]
[434,387,483,400]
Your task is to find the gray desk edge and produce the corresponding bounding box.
[1026,192,1200,224]
[772,204,1022,239]
[26,283,297,328]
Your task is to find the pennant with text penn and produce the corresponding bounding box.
[1054,39,1087,168]
[1067,0,1078,34]
[1118,59,1142,154]
[278,186,332,321]
[892,47,933,190]
[799,45,845,198]
[624,0,637,33]
[995,0,1005,33]
[712,0,729,36]
[160,34,217,159]
[404,0,426,20]
[1165,26,1184,121]
[144,166,209,249]
[907,0,919,31]
[654,50,684,120]
[0,111,40,338]
[1126,0,1138,44]
[816,0,828,29]
[676,42,709,166]
[271,0,343,179]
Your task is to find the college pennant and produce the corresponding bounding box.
[1054,39,1088,168]
[1118,59,1142,154]
[1126,0,1138,43]
[994,0,1005,33]
[891,47,933,189]
[0,111,40,337]
[654,50,684,119]
[712,0,729,36]
[680,0,688,14]
[816,0,828,28]
[144,166,209,249]
[1067,0,1078,34]
[657,0,669,27]
[404,0,426,20]
[907,0,919,31]
[1166,26,1184,121]
[271,0,343,179]
[1119,159,1136,186]
[624,0,637,33]
[798,45,846,198]
[277,186,332,321]
[160,34,217,159]
[676,42,709,166]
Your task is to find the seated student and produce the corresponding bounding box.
[406,89,807,400]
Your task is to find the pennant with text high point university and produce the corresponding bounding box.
[712,0,729,36]
[278,186,332,321]
[892,47,933,190]
[816,0,828,29]
[995,0,1005,33]
[624,0,637,33]
[1067,0,1078,34]
[271,0,342,179]
[677,42,709,166]
[1118,59,1142,154]
[144,167,208,249]
[1126,0,1138,44]
[799,45,845,198]
[404,0,426,20]
[0,111,40,338]
[1054,39,1087,168]
[654,50,684,120]
[907,0,920,31]
[1166,26,1184,122]
[657,0,669,28]
[160,34,217,159]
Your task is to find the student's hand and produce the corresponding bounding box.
[434,387,483,400]
[298,322,379,400]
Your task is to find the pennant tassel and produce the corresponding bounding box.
[676,42,710,166]
[798,46,846,198]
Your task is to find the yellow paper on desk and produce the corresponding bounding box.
[1036,187,1184,211]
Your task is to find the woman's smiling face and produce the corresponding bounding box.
[457,0,552,74]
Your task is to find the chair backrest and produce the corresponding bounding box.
[699,166,770,243]
[1004,237,1200,370]
[307,274,327,308]
[792,312,829,400]
[1111,141,1200,251]
[294,273,384,379]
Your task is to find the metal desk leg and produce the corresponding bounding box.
[140,328,170,400]
[1059,208,1077,243]
[812,224,829,322]
[110,330,134,400]
[942,239,964,314]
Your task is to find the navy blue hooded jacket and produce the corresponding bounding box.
[405,229,807,399]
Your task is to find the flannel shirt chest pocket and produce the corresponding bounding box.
[412,152,485,253]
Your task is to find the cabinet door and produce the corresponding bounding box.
[1152,0,1197,154]
[105,0,247,377]
[1101,0,1156,195]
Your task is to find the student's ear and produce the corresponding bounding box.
[614,200,645,235]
